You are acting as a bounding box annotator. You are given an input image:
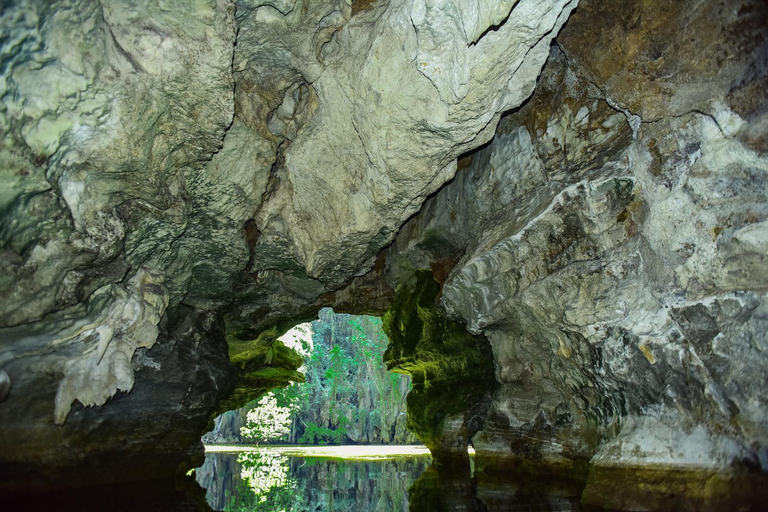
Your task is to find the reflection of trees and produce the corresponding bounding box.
[202,450,586,512]
[205,451,429,512]
[230,452,298,511]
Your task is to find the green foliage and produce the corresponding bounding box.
[298,422,347,445]
[240,393,296,444]
[214,337,304,421]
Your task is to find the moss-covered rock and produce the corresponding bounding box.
[210,330,304,422]
[382,271,496,464]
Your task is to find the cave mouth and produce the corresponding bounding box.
[195,309,437,509]
[203,308,418,447]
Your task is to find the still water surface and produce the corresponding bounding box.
[195,446,586,511]
[196,446,431,511]
[3,446,763,511]
[196,446,768,512]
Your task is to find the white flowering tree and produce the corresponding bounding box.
[237,451,296,505]
[240,392,294,445]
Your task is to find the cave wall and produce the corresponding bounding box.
[384,0,768,478]
[0,0,767,494]
[382,271,497,465]
[0,306,238,491]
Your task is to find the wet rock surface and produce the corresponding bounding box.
[382,272,497,464]
[0,305,237,491]
[0,0,767,504]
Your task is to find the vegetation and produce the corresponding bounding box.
[240,394,295,444]
[297,421,347,445]
[211,309,418,446]
[382,271,497,458]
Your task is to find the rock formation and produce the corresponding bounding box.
[1,0,766,506]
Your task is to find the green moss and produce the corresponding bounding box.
[211,337,304,423]
[382,272,496,454]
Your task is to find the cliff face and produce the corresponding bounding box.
[380,0,768,503]
[1,0,767,498]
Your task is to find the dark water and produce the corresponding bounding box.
[195,449,587,512]
[195,449,768,512]
[2,449,764,511]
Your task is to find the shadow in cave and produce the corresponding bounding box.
[408,462,587,512]
[0,477,215,512]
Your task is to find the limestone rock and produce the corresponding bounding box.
[0,306,238,491]
[1,0,238,431]
[384,0,768,477]
[2,0,767,497]
[53,266,169,424]
[1,0,576,437]
[240,0,578,286]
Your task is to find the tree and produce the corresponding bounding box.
[240,392,295,444]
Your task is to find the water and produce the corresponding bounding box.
[194,446,590,511]
[195,446,431,511]
[195,446,768,512]
[2,446,763,511]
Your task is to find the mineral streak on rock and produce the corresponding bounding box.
[1,0,767,500]
[0,370,11,403]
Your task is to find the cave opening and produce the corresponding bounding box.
[195,308,438,510]
[3,0,767,509]
[203,308,417,448]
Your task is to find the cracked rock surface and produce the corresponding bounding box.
[0,0,576,488]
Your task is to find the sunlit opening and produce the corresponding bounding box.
[197,309,430,509]
[204,308,416,447]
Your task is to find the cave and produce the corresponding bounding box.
[1,0,767,510]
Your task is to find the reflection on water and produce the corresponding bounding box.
[196,448,589,512]
[408,463,585,512]
[196,448,429,511]
[232,451,295,510]
[196,448,768,512]
[4,447,763,511]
